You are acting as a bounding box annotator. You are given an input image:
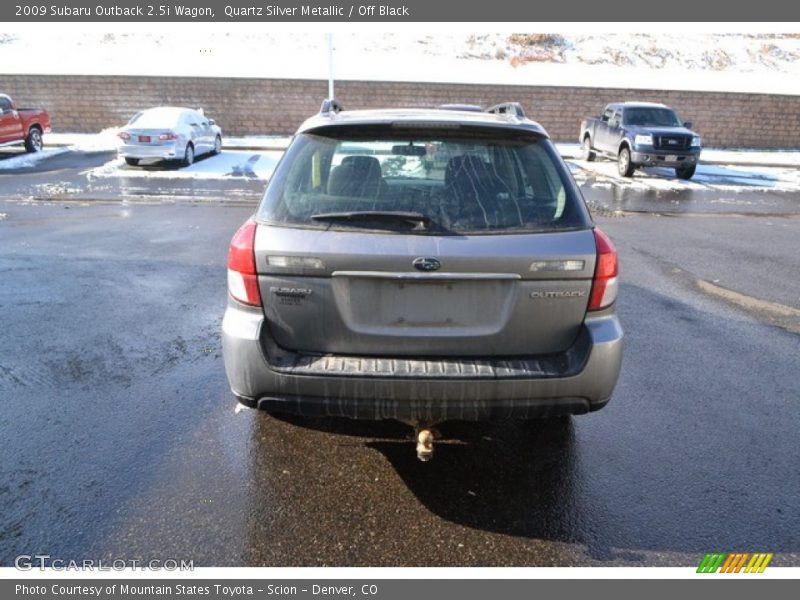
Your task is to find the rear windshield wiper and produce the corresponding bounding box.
[311,211,432,228]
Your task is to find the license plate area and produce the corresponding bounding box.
[386,281,461,326]
[138,135,151,143]
[337,276,514,331]
[666,154,678,162]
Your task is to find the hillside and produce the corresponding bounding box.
[2,32,799,94]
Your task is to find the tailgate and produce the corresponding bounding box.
[255,226,596,357]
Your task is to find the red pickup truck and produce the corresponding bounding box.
[0,93,51,152]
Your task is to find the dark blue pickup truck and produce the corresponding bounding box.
[579,102,702,179]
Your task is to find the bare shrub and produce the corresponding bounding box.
[507,33,566,47]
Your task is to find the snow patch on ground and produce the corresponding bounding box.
[556,143,800,168]
[31,182,84,197]
[568,160,800,193]
[699,149,800,168]
[1,128,129,171]
[46,128,122,152]
[0,148,69,170]
[223,136,293,150]
[87,150,283,181]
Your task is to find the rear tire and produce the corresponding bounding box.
[24,127,43,153]
[581,136,596,161]
[212,135,222,155]
[181,143,194,167]
[617,147,635,177]
[124,157,140,166]
[676,164,696,179]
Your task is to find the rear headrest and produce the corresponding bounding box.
[328,155,383,197]
[341,155,382,175]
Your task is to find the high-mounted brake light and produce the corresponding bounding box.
[227,220,261,307]
[588,228,618,311]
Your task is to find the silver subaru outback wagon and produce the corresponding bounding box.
[222,101,623,459]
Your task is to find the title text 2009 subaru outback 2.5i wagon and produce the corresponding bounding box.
[222,100,623,460]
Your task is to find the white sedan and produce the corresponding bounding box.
[118,107,222,167]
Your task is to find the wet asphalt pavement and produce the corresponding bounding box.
[0,150,799,567]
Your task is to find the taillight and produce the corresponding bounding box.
[227,220,261,307]
[159,132,179,141]
[588,228,618,311]
[118,131,131,141]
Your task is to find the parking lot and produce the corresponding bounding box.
[1,145,798,567]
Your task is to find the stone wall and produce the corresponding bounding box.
[4,74,799,148]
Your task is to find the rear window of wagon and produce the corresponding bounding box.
[257,126,592,235]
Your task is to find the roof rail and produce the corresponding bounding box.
[320,98,344,115]
[438,103,483,112]
[485,102,526,119]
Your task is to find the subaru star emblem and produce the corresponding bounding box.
[413,257,441,272]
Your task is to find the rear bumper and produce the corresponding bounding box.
[118,142,180,160]
[221,300,623,421]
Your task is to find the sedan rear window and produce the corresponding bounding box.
[128,109,183,128]
[258,128,591,234]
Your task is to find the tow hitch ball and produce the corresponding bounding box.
[415,428,435,462]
